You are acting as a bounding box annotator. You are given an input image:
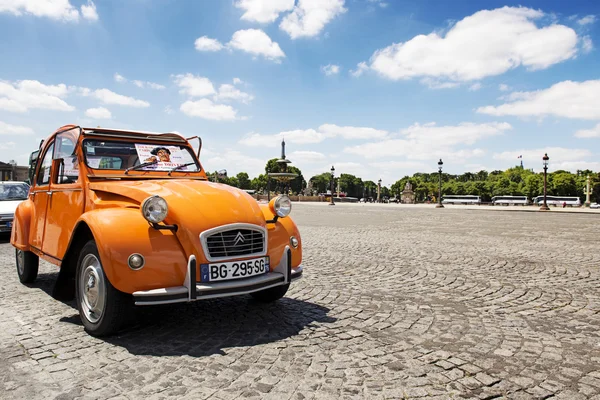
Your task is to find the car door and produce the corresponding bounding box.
[42,129,84,260]
[29,142,54,252]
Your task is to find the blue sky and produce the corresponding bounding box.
[1,0,599,186]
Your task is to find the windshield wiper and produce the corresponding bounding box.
[124,159,158,175]
[168,162,197,176]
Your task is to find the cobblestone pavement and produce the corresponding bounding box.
[2,204,600,400]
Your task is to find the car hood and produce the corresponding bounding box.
[88,179,266,229]
[0,200,24,215]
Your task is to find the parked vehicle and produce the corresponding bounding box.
[11,125,303,336]
[590,203,599,209]
[442,195,482,205]
[533,196,581,207]
[491,195,529,206]
[0,182,30,234]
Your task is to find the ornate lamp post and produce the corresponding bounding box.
[329,166,335,206]
[377,179,382,203]
[436,159,444,208]
[585,175,592,207]
[266,167,271,201]
[540,153,550,211]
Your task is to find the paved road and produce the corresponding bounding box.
[1,204,600,399]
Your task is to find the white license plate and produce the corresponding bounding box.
[200,256,270,282]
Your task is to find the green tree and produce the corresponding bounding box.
[236,172,251,189]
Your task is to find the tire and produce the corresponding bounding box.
[16,248,39,284]
[251,283,290,303]
[75,240,130,337]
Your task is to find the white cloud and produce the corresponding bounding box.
[146,82,166,90]
[421,78,460,89]
[344,121,510,160]
[88,88,150,107]
[577,15,596,25]
[582,36,593,53]
[194,36,224,52]
[180,98,238,121]
[366,7,579,84]
[164,105,174,115]
[321,64,340,76]
[288,150,326,163]
[239,123,388,147]
[0,79,74,112]
[233,78,243,85]
[318,124,388,140]
[493,147,593,172]
[173,74,216,97]
[114,73,126,83]
[280,0,346,39]
[85,107,112,119]
[204,149,265,178]
[477,79,600,120]
[80,0,98,21]
[228,29,285,62]
[0,0,80,21]
[0,121,34,135]
[132,80,166,90]
[240,129,324,147]
[234,0,295,23]
[350,62,369,77]
[468,83,482,91]
[214,84,254,104]
[0,141,16,150]
[499,83,510,91]
[575,123,600,138]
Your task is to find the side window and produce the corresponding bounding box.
[54,132,79,184]
[36,143,55,186]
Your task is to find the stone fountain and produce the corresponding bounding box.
[267,139,298,195]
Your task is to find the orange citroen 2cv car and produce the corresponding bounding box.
[11,125,303,336]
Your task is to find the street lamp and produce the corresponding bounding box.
[267,167,273,201]
[377,179,382,203]
[540,153,550,211]
[436,159,444,208]
[329,165,335,206]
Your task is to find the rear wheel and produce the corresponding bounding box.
[251,283,290,303]
[75,240,130,336]
[16,248,39,284]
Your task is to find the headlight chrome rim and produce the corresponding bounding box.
[141,195,168,224]
[274,195,292,218]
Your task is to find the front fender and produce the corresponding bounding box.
[78,208,188,294]
[11,200,33,251]
[259,204,302,269]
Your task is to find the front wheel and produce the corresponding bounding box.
[16,248,39,284]
[75,240,130,336]
[251,283,290,303]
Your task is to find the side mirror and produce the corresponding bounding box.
[217,169,227,179]
[51,158,64,184]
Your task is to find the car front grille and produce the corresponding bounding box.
[205,228,265,258]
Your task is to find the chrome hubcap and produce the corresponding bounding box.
[79,254,106,324]
[16,250,24,275]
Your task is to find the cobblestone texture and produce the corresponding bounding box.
[1,203,600,399]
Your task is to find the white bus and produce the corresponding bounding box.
[492,195,529,206]
[442,195,481,205]
[533,196,581,207]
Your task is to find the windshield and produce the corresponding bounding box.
[0,183,30,201]
[83,139,201,173]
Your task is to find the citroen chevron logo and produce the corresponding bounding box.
[233,232,245,246]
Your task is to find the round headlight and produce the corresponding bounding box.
[141,195,168,223]
[274,195,292,218]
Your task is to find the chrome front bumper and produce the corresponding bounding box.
[133,247,302,306]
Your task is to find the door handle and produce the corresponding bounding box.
[47,191,53,196]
